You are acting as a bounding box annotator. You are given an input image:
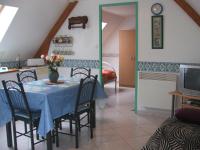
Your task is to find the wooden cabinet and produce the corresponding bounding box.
[119,30,135,87]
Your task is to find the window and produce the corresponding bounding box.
[102,22,107,30]
[0,5,18,42]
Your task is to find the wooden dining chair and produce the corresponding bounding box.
[2,80,43,150]
[70,67,91,78]
[17,70,38,83]
[57,75,98,148]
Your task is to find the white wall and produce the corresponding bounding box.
[138,79,176,109]
[103,15,136,54]
[138,0,200,110]
[138,0,200,63]
[102,11,124,44]
[49,0,137,60]
[49,0,100,60]
[0,0,69,61]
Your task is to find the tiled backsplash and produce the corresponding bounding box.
[0,60,27,69]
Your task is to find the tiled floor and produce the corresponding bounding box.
[0,84,170,150]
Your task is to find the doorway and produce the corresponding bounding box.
[99,2,138,112]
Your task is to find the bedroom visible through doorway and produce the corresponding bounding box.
[101,4,136,91]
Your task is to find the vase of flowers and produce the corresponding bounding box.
[41,53,64,83]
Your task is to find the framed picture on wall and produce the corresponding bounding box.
[152,15,163,49]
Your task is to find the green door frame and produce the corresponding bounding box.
[99,1,139,112]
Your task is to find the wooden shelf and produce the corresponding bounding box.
[169,90,200,100]
[169,90,200,117]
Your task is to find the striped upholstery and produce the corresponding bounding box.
[142,118,200,150]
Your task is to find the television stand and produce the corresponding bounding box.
[169,91,200,118]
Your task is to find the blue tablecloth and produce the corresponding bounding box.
[0,77,107,136]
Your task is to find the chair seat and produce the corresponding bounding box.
[62,104,90,119]
[15,110,41,121]
[77,104,90,114]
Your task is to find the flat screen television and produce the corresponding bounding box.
[178,65,200,96]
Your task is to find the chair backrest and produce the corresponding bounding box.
[70,67,91,78]
[17,70,38,83]
[2,80,32,118]
[74,75,98,114]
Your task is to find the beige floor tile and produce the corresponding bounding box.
[97,139,133,150]
[125,135,151,150]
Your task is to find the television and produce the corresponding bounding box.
[178,65,200,96]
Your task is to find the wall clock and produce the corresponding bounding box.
[151,3,163,15]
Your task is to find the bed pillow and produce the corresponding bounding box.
[175,108,200,125]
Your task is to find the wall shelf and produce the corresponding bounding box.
[68,16,88,29]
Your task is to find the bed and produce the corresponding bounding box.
[102,61,117,93]
[142,117,200,150]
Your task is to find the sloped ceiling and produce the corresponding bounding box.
[102,5,135,45]
[102,11,124,45]
[0,0,69,61]
[103,5,135,17]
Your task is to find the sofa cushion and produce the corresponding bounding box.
[175,108,200,125]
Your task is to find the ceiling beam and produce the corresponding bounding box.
[174,0,200,27]
[34,1,78,58]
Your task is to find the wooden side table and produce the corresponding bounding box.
[169,91,200,118]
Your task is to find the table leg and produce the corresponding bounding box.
[6,122,12,147]
[171,95,175,118]
[46,131,52,150]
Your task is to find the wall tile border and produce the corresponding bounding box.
[0,60,27,69]
[0,59,99,69]
[62,59,99,68]
[138,61,200,73]
[2,60,199,72]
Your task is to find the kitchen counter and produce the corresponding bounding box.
[0,69,19,74]
[0,66,48,81]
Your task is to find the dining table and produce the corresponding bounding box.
[0,77,107,150]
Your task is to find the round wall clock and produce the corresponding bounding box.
[151,3,163,15]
